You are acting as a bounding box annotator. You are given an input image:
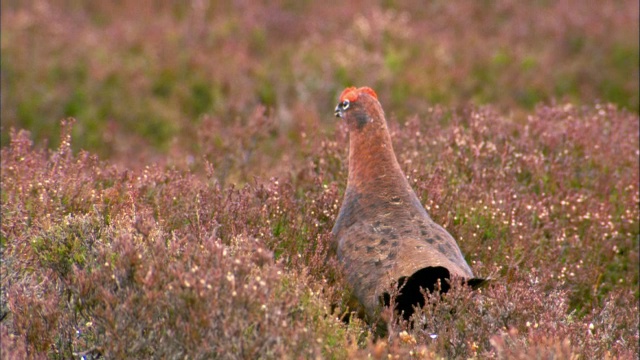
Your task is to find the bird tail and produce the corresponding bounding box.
[467,277,492,289]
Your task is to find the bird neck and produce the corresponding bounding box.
[346,123,410,196]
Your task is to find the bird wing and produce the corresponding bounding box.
[336,216,475,315]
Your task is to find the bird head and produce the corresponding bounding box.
[335,86,384,131]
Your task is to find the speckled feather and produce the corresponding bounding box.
[332,87,476,317]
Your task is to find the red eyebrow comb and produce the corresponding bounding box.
[339,87,378,102]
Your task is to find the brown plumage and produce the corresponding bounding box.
[332,86,483,320]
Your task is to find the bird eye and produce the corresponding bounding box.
[340,100,350,110]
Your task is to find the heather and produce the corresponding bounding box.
[1,1,639,359]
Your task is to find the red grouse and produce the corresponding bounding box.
[332,86,483,321]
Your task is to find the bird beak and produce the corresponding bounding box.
[334,104,343,118]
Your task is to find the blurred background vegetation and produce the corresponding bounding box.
[2,0,638,164]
